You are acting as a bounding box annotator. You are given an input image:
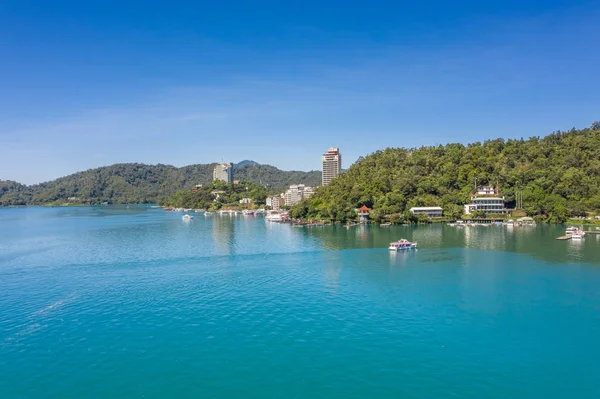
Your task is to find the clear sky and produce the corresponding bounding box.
[1,0,600,184]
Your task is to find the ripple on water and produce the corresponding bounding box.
[1,209,600,398]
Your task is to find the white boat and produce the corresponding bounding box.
[388,239,417,251]
[182,214,193,220]
[566,226,579,233]
[506,219,515,227]
[265,212,283,222]
[204,212,213,216]
[568,228,585,239]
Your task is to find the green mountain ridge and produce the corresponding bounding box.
[0,162,321,206]
[290,122,600,223]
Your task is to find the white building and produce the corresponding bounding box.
[284,184,315,207]
[410,207,443,218]
[267,195,285,211]
[322,147,342,185]
[464,197,507,214]
[239,198,252,204]
[213,162,233,183]
[303,186,315,199]
[475,186,496,195]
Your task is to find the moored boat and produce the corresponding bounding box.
[388,239,417,251]
[571,231,585,239]
[182,214,193,220]
[567,227,585,239]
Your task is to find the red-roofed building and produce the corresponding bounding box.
[357,205,371,223]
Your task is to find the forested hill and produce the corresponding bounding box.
[291,122,600,223]
[0,162,321,206]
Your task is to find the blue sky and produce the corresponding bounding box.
[1,0,599,184]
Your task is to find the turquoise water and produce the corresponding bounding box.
[1,206,600,398]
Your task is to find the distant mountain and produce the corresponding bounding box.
[234,160,259,167]
[0,162,321,206]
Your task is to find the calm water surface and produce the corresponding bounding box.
[1,206,600,398]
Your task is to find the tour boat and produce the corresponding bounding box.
[265,212,283,222]
[388,239,417,251]
[571,231,585,239]
[568,228,585,239]
[182,214,193,220]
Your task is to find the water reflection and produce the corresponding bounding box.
[212,216,235,256]
[297,223,600,265]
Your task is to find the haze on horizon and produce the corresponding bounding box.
[1,0,599,185]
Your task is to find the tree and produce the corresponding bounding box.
[290,122,600,223]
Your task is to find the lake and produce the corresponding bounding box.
[1,206,600,398]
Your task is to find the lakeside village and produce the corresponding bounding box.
[165,147,600,242]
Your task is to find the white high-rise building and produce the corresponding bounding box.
[213,162,233,183]
[322,147,341,185]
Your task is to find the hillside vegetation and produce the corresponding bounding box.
[160,180,270,210]
[291,122,600,223]
[0,162,321,206]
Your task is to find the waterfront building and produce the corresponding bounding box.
[213,162,234,183]
[410,207,443,218]
[267,195,285,211]
[191,184,203,193]
[464,197,507,214]
[322,148,342,185]
[239,197,252,204]
[282,184,315,207]
[357,205,371,223]
[464,185,508,214]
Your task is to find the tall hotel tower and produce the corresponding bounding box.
[321,148,342,185]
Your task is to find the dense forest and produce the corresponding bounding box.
[160,180,270,210]
[290,122,600,223]
[0,162,321,206]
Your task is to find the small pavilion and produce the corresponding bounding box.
[357,205,371,224]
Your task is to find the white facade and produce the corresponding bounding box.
[464,197,507,214]
[269,196,284,211]
[213,162,234,183]
[322,148,342,185]
[410,207,443,218]
[239,197,252,204]
[475,186,496,195]
[283,184,314,207]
